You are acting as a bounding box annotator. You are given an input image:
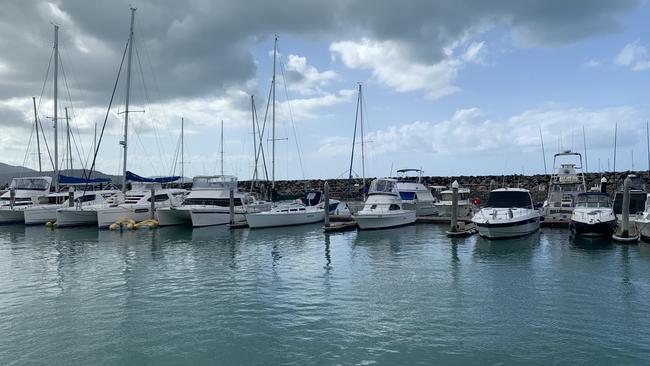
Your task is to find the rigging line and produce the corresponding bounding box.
[134,38,168,176]
[278,59,305,180]
[58,57,87,171]
[21,118,36,171]
[81,38,128,196]
[129,115,159,174]
[169,130,182,176]
[254,97,269,182]
[36,47,54,116]
[253,77,274,183]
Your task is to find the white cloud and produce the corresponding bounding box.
[615,40,650,71]
[317,105,642,158]
[582,59,601,68]
[283,54,339,96]
[330,38,488,100]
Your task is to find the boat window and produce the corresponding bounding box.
[10,178,50,191]
[369,179,395,193]
[613,192,646,215]
[182,198,243,206]
[576,194,610,208]
[485,191,533,209]
[370,204,377,209]
[399,191,416,201]
[389,204,400,211]
[75,194,96,203]
[148,194,170,203]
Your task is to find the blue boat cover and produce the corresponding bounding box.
[126,171,180,183]
[59,174,111,185]
[399,191,416,201]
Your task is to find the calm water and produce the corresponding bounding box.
[1,223,650,365]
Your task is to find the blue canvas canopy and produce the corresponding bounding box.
[59,174,111,185]
[126,171,180,184]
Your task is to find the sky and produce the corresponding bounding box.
[1,0,650,181]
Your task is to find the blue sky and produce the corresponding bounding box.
[1,1,650,180]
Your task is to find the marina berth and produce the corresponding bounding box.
[352,178,416,230]
[472,188,540,239]
[541,151,586,226]
[434,185,475,218]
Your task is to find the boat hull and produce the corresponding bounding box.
[56,208,98,227]
[475,217,540,239]
[402,202,438,217]
[246,210,325,229]
[156,207,192,227]
[353,210,416,230]
[570,219,616,237]
[0,207,25,224]
[24,205,61,225]
[190,209,246,227]
[97,206,154,229]
[435,203,474,218]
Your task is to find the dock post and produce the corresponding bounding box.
[450,180,459,232]
[68,186,74,207]
[150,187,156,220]
[229,188,235,225]
[621,175,631,237]
[9,187,15,208]
[324,182,330,227]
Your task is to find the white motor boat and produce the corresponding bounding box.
[434,186,475,218]
[352,178,416,230]
[633,192,650,240]
[570,192,616,237]
[472,188,540,239]
[0,177,52,224]
[541,151,587,225]
[55,190,124,227]
[395,169,438,216]
[96,183,186,228]
[157,176,270,227]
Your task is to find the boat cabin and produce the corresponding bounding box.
[485,189,534,209]
[368,179,398,195]
[575,192,611,208]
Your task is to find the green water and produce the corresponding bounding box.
[1,224,649,365]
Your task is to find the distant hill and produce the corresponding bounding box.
[0,163,121,188]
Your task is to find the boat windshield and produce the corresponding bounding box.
[369,179,396,194]
[192,176,237,190]
[485,191,532,209]
[9,178,50,191]
[575,194,610,208]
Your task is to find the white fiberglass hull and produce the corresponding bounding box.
[56,208,98,227]
[402,202,438,217]
[190,208,246,227]
[97,205,154,229]
[435,202,474,218]
[156,207,192,227]
[24,205,62,225]
[0,207,25,224]
[246,209,325,229]
[353,210,416,230]
[474,217,540,239]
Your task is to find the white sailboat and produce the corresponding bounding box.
[352,178,416,229]
[0,177,53,224]
[472,188,540,239]
[246,35,326,229]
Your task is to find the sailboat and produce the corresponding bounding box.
[246,35,327,229]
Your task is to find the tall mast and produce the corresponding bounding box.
[359,83,366,188]
[347,83,361,195]
[271,35,277,189]
[65,106,71,171]
[251,95,258,183]
[53,24,59,190]
[32,97,42,173]
[181,117,184,181]
[121,7,136,192]
[220,120,224,176]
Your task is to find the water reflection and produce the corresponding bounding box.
[472,232,541,261]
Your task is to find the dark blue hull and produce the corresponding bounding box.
[570,219,616,237]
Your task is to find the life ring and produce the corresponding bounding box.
[472,198,481,206]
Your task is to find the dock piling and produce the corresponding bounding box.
[150,187,155,220]
[324,182,330,227]
[450,180,459,233]
[229,188,235,225]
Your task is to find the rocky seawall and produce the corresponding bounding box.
[238,171,650,203]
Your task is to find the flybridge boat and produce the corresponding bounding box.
[395,169,438,216]
[570,191,616,237]
[434,185,475,218]
[352,178,416,230]
[157,175,271,227]
[0,177,52,224]
[541,151,586,225]
[472,188,540,239]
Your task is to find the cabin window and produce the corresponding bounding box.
[75,194,96,203]
[389,204,400,211]
[370,204,377,209]
[485,191,533,209]
[148,194,170,203]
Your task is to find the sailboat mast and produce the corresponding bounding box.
[181,117,184,182]
[220,120,224,176]
[539,128,547,175]
[53,24,59,190]
[347,84,360,195]
[582,125,588,174]
[65,106,71,171]
[271,35,277,189]
[251,95,258,184]
[32,97,42,173]
[359,83,366,188]
[121,7,136,192]
[613,122,618,184]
